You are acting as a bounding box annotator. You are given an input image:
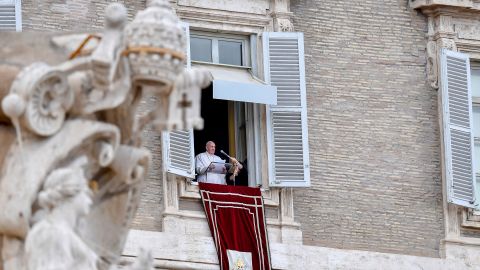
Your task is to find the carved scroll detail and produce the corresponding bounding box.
[8,63,73,136]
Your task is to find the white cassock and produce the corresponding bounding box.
[195,152,226,184]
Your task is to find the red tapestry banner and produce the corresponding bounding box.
[199,182,272,270]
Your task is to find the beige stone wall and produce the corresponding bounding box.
[21,0,146,31]
[132,94,165,232]
[11,0,452,259]
[290,0,445,257]
[17,0,163,232]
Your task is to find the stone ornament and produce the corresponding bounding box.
[426,40,438,89]
[123,0,186,90]
[0,0,211,269]
[277,18,294,32]
[6,63,74,137]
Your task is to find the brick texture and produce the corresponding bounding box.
[290,0,444,257]
[21,0,146,31]
[131,94,165,231]
[11,0,447,258]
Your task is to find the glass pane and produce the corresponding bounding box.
[472,68,480,98]
[191,37,212,62]
[474,106,480,138]
[218,40,243,66]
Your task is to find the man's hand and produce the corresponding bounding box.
[208,164,215,171]
[230,157,239,164]
[229,157,243,170]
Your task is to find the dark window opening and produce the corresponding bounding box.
[194,84,248,186]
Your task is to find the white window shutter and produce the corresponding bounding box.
[0,0,21,32]
[263,32,310,187]
[162,21,195,179]
[441,49,476,208]
[162,130,195,178]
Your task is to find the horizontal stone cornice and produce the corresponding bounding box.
[411,0,480,15]
[411,0,476,10]
[176,6,271,33]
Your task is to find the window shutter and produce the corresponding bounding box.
[441,49,476,208]
[162,129,195,178]
[0,0,21,32]
[162,21,196,179]
[263,32,310,187]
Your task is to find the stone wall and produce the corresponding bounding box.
[11,0,450,258]
[18,0,163,231]
[290,0,444,257]
[132,94,165,232]
[21,0,146,31]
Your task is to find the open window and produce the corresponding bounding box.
[0,0,21,31]
[163,28,311,188]
[192,62,277,187]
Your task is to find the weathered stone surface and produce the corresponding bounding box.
[124,229,480,269]
[290,0,444,257]
[10,0,480,267]
[0,1,211,269]
[21,0,147,31]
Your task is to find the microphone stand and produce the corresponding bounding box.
[220,150,236,186]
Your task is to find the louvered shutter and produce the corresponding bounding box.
[0,0,21,32]
[441,49,476,208]
[162,129,195,178]
[162,22,195,179]
[263,32,310,187]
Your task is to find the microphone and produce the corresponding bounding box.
[220,150,232,159]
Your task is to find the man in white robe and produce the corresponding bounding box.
[195,141,227,184]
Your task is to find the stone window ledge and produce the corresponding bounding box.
[179,177,280,207]
[462,208,480,229]
[410,0,480,11]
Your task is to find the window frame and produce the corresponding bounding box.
[470,61,480,212]
[190,31,250,67]
[188,32,260,187]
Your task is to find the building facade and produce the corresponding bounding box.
[3,0,480,269]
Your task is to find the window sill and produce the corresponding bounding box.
[191,60,251,69]
[178,177,279,206]
[462,208,480,229]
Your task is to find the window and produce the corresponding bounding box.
[190,37,212,63]
[0,0,21,32]
[471,64,480,207]
[163,24,310,188]
[190,33,248,67]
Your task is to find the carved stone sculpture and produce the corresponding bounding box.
[25,168,98,270]
[276,18,294,32]
[0,0,212,269]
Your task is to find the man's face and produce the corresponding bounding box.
[206,142,216,155]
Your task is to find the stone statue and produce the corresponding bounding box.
[25,168,98,270]
[0,0,211,269]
